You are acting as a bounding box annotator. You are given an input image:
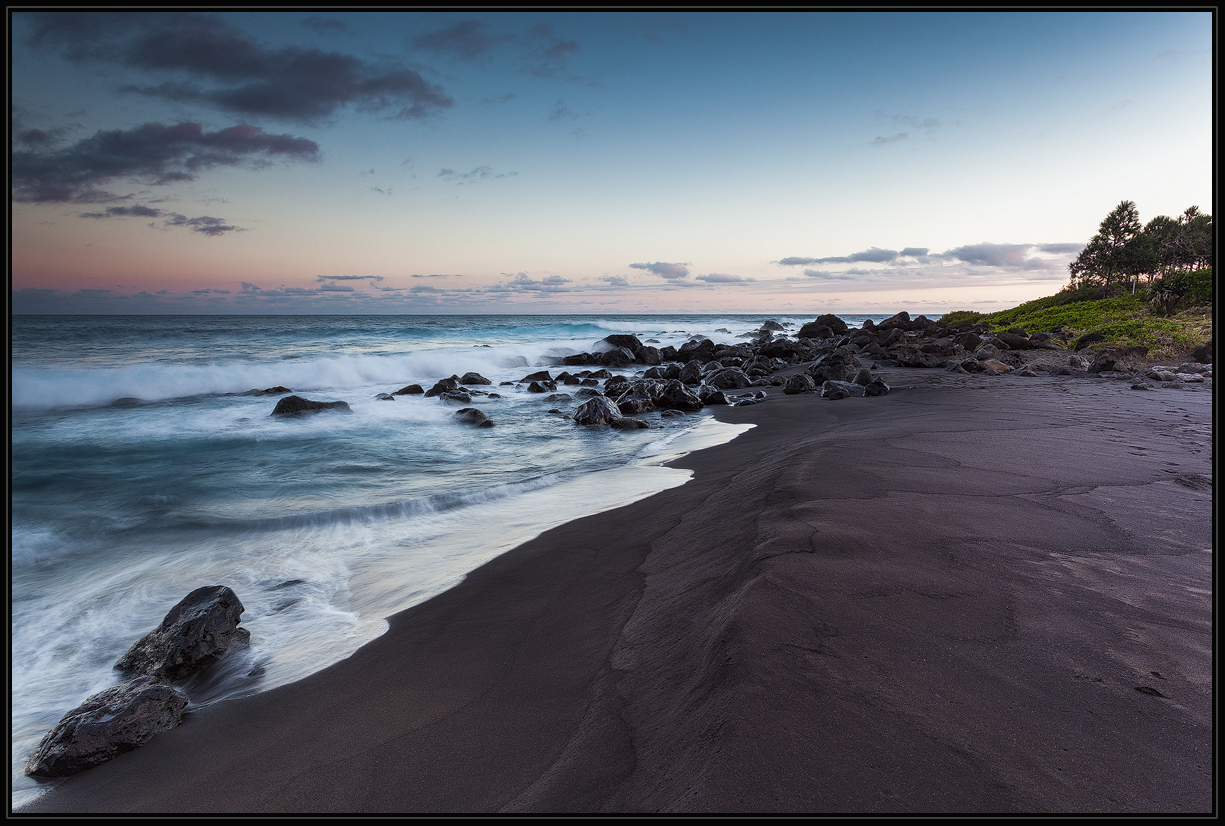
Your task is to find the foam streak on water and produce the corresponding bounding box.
[10,313,873,807]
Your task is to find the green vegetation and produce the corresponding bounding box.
[940,266,1213,362]
[1069,201,1212,292]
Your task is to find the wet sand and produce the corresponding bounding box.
[19,367,1213,813]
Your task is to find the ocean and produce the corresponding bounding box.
[10,312,881,807]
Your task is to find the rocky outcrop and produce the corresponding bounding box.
[115,586,250,683]
[1088,346,1150,375]
[24,677,189,778]
[573,396,623,425]
[270,396,352,416]
[455,408,494,428]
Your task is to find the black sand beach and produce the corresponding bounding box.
[19,366,1213,814]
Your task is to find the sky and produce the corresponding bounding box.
[9,10,1214,315]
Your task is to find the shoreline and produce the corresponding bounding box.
[17,366,1213,813]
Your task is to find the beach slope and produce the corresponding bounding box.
[20,368,1213,813]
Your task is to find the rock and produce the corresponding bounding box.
[393,384,424,395]
[1088,346,1149,375]
[679,360,705,385]
[1191,341,1213,363]
[270,396,352,416]
[24,677,189,778]
[798,314,849,338]
[760,320,784,331]
[696,385,729,405]
[454,408,494,428]
[439,391,472,405]
[424,378,460,398]
[610,417,651,430]
[575,387,603,398]
[980,359,1014,374]
[995,332,1036,350]
[820,380,865,399]
[1074,332,1107,351]
[974,344,1000,361]
[600,346,637,368]
[375,393,395,401]
[707,367,752,390]
[600,334,643,355]
[459,372,492,385]
[253,386,292,396]
[655,379,704,411]
[526,381,556,393]
[863,378,890,396]
[573,396,623,425]
[114,586,250,683]
[544,393,573,402]
[852,367,874,386]
[783,373,816,394]
[1015,368,1040,377]
[520,370,553,383]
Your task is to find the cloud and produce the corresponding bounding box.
[303,16,346,34]
[409,19,511,61]
[12,121,319,203]
[163,213,242,236]
[695,272,753,283]
[803,269,858,280]
[630,261,690,279]
[601,275,630,287]
[78,203,244,235]
[900,247,929,257]
[481,93,517,104]
[28,11,452,124]
[871,132,908,146]
[191,287,230,294]
[316,274,384,282]
[548,101,580,122]
[521,22,579,78]
[781,247,902,265]
[436,165,517,183]
[941,243,1035,268]
[240,281,261,292]
[1036,243,1085,254]
[411,273,458,278]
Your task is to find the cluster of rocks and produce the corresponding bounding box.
[264,313,1210,428]
[25,585,250,778]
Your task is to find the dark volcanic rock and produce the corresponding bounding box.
[600,334,643,355]
[600,346,637,368]
[820,380,864,400]
[393,384,424,395]
[24,677,189,778]
[254,386,292,396]
[655,379,704,411]
[798,313,849,338]
[270,396,352,416]
[864,377,890,396]
[527,381,556,394]
[783,373,816,394]
[115,586,250,683]
[609,417,651,430]
[424,378,460,398]
[696,384,729,405]
[459,372,492,386]
[454,408,494,428]
[375,393,395,401]
[573,396,623,425]
[439,391,472,405]
[1089,346,1150,375]
[1192,341,1213,364]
